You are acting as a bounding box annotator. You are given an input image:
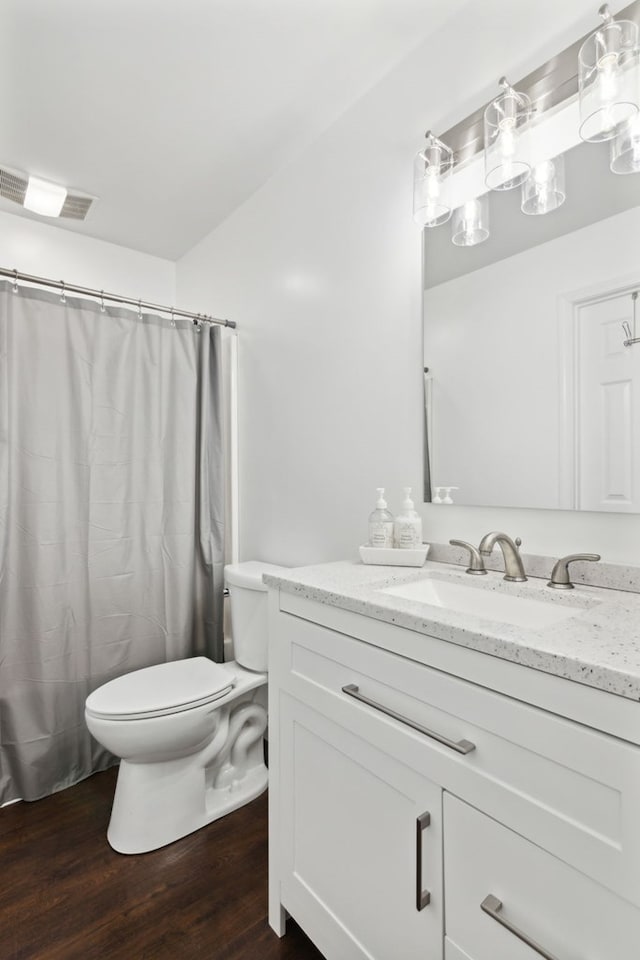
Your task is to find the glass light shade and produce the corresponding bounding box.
[23,176,67,217]
[484,82,531,191]
[521,155,566,215]
[451,196,490,246]
[413,133,453,227]
[610,112,640,173]
[578,13,639,142]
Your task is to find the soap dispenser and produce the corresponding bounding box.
[442,486,459,504]
[368,488,394,548]
[394,487,422,549]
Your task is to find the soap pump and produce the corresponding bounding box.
[368,488,394,548]
[441,486,459,504]
[394,487,423,549]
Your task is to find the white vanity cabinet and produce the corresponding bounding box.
[267,588,640,960]
[277,693,443,960]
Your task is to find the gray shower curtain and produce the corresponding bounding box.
[0,280,225,803]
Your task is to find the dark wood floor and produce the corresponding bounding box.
[0,767,325,960]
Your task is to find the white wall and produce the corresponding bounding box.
[177,0,639,567]
[0,210,175,303]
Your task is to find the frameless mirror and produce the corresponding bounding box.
[423,137,640,512]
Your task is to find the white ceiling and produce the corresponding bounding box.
[4,0,465,260]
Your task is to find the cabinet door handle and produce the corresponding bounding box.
[341,684,476,755]
[416,811,431,911]
[481,894,560,960]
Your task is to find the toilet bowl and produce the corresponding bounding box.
[85,560,285,854]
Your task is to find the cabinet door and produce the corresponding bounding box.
[444,792,640,960]
[278,692,443,960]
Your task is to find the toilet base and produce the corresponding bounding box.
[107,685,268,854]
[107,757,268,854]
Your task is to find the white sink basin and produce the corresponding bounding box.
[381,576,580,629]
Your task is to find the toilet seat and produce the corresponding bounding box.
[85,657,236,721]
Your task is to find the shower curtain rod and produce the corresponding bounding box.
[0,266,236,329]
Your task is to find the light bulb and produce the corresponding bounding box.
[425,168,441,201]
[499,126,517,158]
[533,160,553,205]
[451,195,489,246]
[597,52,620,100]
[597,53,620,133]
[521,154,565,215]
[533,160,555,184]
[461,200,478,220]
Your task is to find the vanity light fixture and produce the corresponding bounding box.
[413,3,640,239]
[521,155,566,215]
[451,195,490,245]
[610,111,640,171]
[484,77,532,191]
[413,131,453,227]
[578,4,640,142]
[23,176,68,218]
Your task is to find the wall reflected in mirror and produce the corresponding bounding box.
[423,138,640,512]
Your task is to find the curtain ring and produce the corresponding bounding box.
[100,290,106,313]
[170,308,176,329]
[137,299,142,319]
[12,269,18,293]
[194,314,202,333]
[60,281,66,304]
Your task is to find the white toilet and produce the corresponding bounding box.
[85,560,284,854]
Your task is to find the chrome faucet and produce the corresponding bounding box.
[478,531,527,582]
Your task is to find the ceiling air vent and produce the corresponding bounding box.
[0,165,95,220]
[0,168,27,205]
[60,195,94,220]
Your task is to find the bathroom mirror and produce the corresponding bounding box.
[423,137,640,512]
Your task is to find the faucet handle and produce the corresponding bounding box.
[547,553,601,590]
[449,539,487,576]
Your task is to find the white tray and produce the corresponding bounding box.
[359,544,430,567]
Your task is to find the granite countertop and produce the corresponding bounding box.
[263,559,640,702]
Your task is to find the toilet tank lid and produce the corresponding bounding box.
[85,657,235,719]
[224,561,288,592]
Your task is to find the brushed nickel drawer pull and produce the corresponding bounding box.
[481,894,560,960]
[416,811,431,911]
[341,684,476,755]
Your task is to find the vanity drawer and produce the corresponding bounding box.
[443,792,640,960]
[273,609,640,906]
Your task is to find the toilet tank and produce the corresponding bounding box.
[224,561,287,672]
